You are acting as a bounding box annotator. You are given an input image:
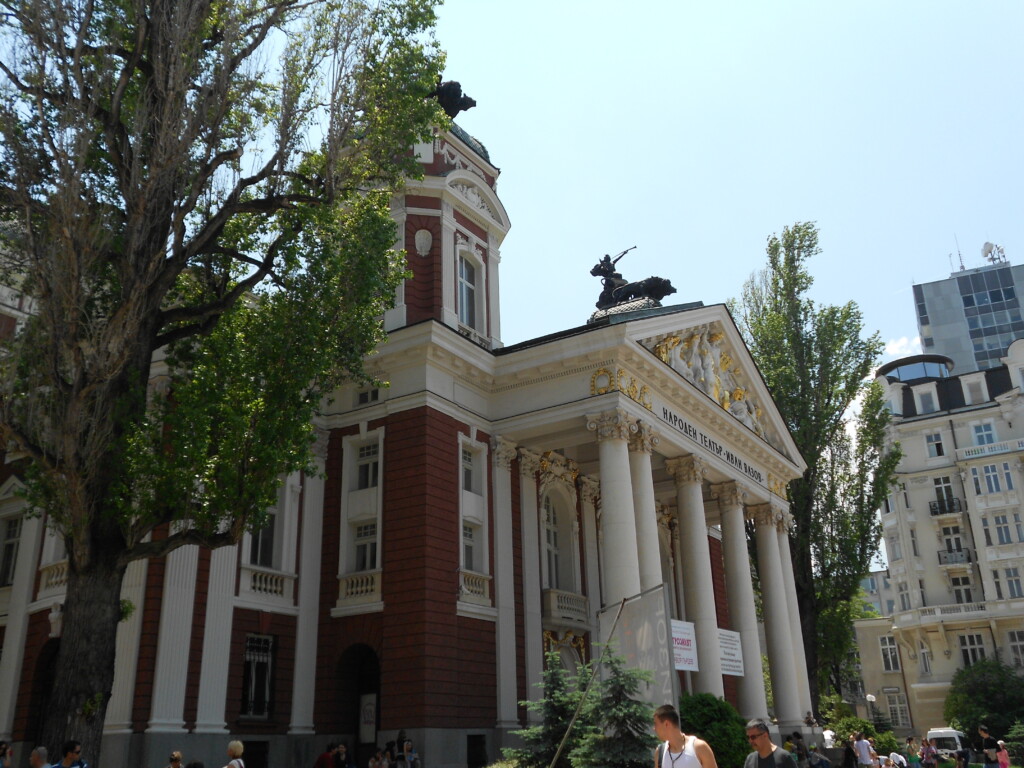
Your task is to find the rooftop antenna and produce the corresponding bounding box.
[954,234,964,270]
[982,242,1006,264]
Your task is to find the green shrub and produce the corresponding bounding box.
[676,693,748,768]
[874,732,899,755]
[1006,720,1024,767]
[829,716,877,742]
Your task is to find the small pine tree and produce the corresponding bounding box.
[570,646,658,768]
[1004,721,1024,767]
[504,650,589,768]
[676,692,748,768]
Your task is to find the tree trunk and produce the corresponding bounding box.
[40,562,127,767]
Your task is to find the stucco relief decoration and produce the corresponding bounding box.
[645,326,770,439]
[712,481,747,510]
[665,455,708,486]
[589,367,653,410]
[767,474,788,499]
[578,476,600,507]
[586,408,637,442]
[539,450,579,494]
[491,436,518,470]
[543,629,588,661]
[628,421,659,454]
[518,447,542,476]
[450,181,499,224]
[440,141,487,181]
[414,228,433,257]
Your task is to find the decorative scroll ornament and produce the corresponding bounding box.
[414,228,433,257]
[539,450,579,493]
[747,503,787,532]
[518,447,542,476]
[653,335,681,363]
[491,436,518,470]
[711,481,747,510]
[664,455,708,486]
[590,367,652,410]
[628,420,660,454]
[586,408,637,442]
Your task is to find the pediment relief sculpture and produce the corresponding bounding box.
[449,180,500,224]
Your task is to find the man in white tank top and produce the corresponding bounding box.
[653,704,719,768]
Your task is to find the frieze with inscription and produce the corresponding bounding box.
[659,404,765,486]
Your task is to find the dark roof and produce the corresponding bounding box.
[450,123,492,165]
[900,364,1015,417]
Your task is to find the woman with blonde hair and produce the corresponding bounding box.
[223,740,244,768]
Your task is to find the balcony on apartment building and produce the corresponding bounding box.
[937,548,973,566]
[956,438,1024,462]
[929,497,964,517]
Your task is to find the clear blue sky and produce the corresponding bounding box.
[435,1,1024,365]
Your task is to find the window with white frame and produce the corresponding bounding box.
[887,692,911,728]
[918,391,936,414]
[943,526,964,552]
[241,634,274,718]
[1007,567,1023,598]
[910,528,920,557]
[1004,462,1016,491]
[543,497,561,590]
[959,633,985,667]
[926,432,945,458]
[965,379,987,405]
[355,443,380,490]
[919,641,932,675]
[1010,630,1024,668]
[934,476,955,507]
[249,508,277,569]
[355,387,380,407]
[983,518,994,546]
[463,523,477,573]
[889,536,903,562]
[897,581,910,611]
[952,575,973,604]
[1016,513,1024,541]
[457,254,478,329]
[354,523,378,571]
[996,514,1013,544]
[880,635,900,672]
[974,423,996,445]
[0,516,22,587]
[919,579,927,607]
[458,438,487,579]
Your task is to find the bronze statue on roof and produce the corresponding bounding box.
[429,80,477,119]
[590,247,676,310]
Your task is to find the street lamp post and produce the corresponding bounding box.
[865,694,877,724]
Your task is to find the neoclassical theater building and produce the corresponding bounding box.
[0,120,814,768]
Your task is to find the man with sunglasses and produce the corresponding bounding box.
[56,741,88,768]
[745,719,797,768]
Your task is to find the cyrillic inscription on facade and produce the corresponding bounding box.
[658,405,765,485]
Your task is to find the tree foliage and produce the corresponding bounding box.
[676,693,748,768]
[731,222,901,705]
[943,659,1024,738]
[570,648,657,768]
[0,0,444,759]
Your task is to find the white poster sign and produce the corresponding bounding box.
[359,693,377,745]
[671,620,698,671]
[718,629,744,676]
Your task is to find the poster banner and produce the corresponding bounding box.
[359,693,377,745]
[671,620,698,671]
[718,629,744,676]
[598,584,679,707]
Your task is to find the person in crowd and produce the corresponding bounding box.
[889,751,908,768]
[744,718,797,768]
[822,730,836,750]
[842,735,858,768]
[980,726,1000,768]
[369,748,389,768]
[223,740,244,768]
[997,741,1010,768]
[919,738,937,768]
[854,734,874,768]
[57,741,88,768]
[0,740,10,768]
[337,743,356,768]
[809,745,832,768]
[315,743,338,768]
[905,738,920,768]
[29,747,52,768]
[167,751,184,768]
[652,704,719,768]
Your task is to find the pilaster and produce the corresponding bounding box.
[492,436,520,739]
[518,447,544,721]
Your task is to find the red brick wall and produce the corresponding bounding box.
[133,526,169,731]
[224,608,297,734]
[183,547,212,730]
[404,214,441,325]
[708,535,739,710]
[12,610,57,741]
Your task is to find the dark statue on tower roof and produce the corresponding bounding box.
[429,79,477,119]
[590,247,677,312]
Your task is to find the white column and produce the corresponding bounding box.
[665,455,723,697]
[105,558,149,733]
[492,436,520,739]
[672,514,686,620]
[752,504,802,727]
[290,437,328,734]
[487,233,502,345]
[194,544,238,733]
[712,482,768,719]
[777,514,814,721]
[147,543,200,732]
[629,421,662,592]
[0,513,43,739]
[518,448,544,722]
[579,476,603,624]
[586,409,641,603]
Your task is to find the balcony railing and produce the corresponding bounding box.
[459,570,492,606]
[929,497,964,516]
[919,601,987,617]
[238,563,296,609]
[338,569,381,604]
[542,588,590,627]
[37,559,69,600]
[956,438,1024,461]
[937,548,972,565]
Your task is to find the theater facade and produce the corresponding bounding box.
[0,121,814,768]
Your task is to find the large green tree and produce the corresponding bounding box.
[0,0,443,760]
[731,222,900,707]
[944,658,1024,738]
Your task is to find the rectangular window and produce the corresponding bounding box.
[1007,567,1023,598]
[354,523,377,571]
[0,517,22,587]
[983,517,994,546]
[1005,462,1015,491]
[919,391,936,413]
[952,575,973,604]
[889,536,903,562]
[934,476,955,509]
[996,514,1012,544]
[249,510,276,569]
[993,569,1004,600]
[972,467,983,495]
[926,433,945,457]
[985,464,1002,493]
[1010,630,1024,668]
[880,635,900,672]
[966,380,985,405]
[919,579,927,607]
[1015,513,1024,542]
[898,582,911,611]
[919,641,932,675]
[356,444,379,490]
[241,634,274,718]
[356,388,379,406]
[975,423,996,445]
[910,528,920,557]
[463,523,476,573]
[943,526,963,552]
[959,633,985,667]
[887,692,911,728]
[462,447,478,494]
[458,255,477,328]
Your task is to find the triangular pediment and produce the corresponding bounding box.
[633,310,800,466]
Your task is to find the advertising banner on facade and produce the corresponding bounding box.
[598,584,679,707]
[671,620,698,671]
[718,629,744,676]
[359,693,377,745]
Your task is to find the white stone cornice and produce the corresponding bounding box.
[628,420,659,454]
[491,436,518,470]
[586,408,637,442]
[664,454,707,486]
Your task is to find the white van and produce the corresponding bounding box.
[926,728,967,759]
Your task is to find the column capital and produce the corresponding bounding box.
[711,481,749,510]
[539,451,578,494]
[747,502,787,531]
[628,420,660,454]
[585,408,637,442]
[578,475,601,506]
[665,454,707,486]
[518,447,542,475]
[491,436,518,470]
